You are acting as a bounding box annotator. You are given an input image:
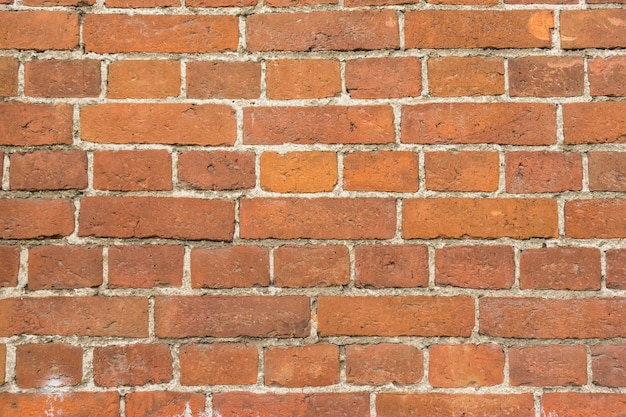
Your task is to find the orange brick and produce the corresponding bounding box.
[607,249,626,290]
[188,0,255,5]
[429,344,504,388]
[10,150,87,191]
[108,245,184,289]
[0,393,119,417]
[563,102,626,144]
[343,151,419,192]
[239,198,396,239]
[565,199,626,238]
[0,103,72,146]
[266,0,332,5]
[244,106,395,145]
[405,11,553,49]
[520,247,601,290]
[0,57,18,97]
[318,296,474,337]
[589,56,626,96]
[260,152,337,193]
[126,392,206,417]
[24,0,95,5]
[507,0,575,4]
[178,151,255,191]
[403,198,558,239]
[425,151,499,192]
[191,246,270,288]
[428,57,504,96]
[346,57,421,98]
[542,393,626,417]
[0,199,74,239]
[265,345,339,387]
[428,0,497,5]
[93,344,172,387]
[509,56,584,97]
[480,297,626,338]
[592,344,626,387]
[25,60,100,98]
[108,60,180,98]
[274,245,350,287]
[266,59,341,99]
[106,0,177,7]
[247,11,399,51]
[0,345,4,384]
[402,103,556,145]
[509,345,587,386]
[81,104,236,146]
[435,246,514,289]
[355,245,428,288]
[16,344,82,388]
[561,10,626,49]
[346,344,424,385]
[180,344,258,386]
[93,150,172,191]
[0,11,79,51]
[506,151,582,193]
[28,246,102,290]
[155,296,310,338]
[187,61,260,99]
[589,153,626,192]
[0,246,20,287]
[84,15,238,53]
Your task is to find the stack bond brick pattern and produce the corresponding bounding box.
[0,0,625,413]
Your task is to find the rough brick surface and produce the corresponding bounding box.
[429,344,504,388]
[509,345,587,386]
[346,344,424,385]
[180,344,258,386]
[28,245,102,290]
[16,344,83,388]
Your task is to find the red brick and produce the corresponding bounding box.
[16,343,82,388]
[509,57,583,97]
[344,151,419,192]
[214,393,369,417]
[346,344,423,385]
[191,246,269,288]
[266,60,341,99]
[81,104,236,146]
[346,57,421,98]
[405,10,553,49]
[187,61,260,99]
[589,56,626,96]
[480,297,626,338]
[79,197,234,240]
[93,344,172,387]
[108,60,180,99]
[93,150,172,191]
[345,0,416,4]
[592,344,626,387]
[377,393,534,417]
[106,0,177,7]
[126,392,206,417]
[0,12,79,51]
[561,10,626,49]
[588,152,626,191]
[506,0,575,4]
[318,296,474,337]
[178,151,255,191]
[0,57,18,97]
[430,344,504,388]
[265,344,339,387]
[260,152,337,193]
[542,393,626,417]
[240,198,396,239]
[274,245,350,288]
[0,297,148,337]
[84,15,238,53]
[24,0,95,5]
[506,151,582,193]
[566,200,626,238]
[428,57,504,96]
[402,103,555,145]
[247,11,399,51]
[25,60,100,98]
[425,151,499,192]
[188,0,255,6]
[28,246,102,290]
[520,247,601,290]
[155,296,310,338]
[607,249,626,290]
[0,103,72,146]
[0,345,4,384]
[436,246,514,289]
[10,150,87,191]
[108,245,183,289]
[355,245,428,288]
[244,106,395,145]
[0,246,20,287]
[509,345,587,386]
[0,199,74,239]
[180,344,258,386]
[564,102,626,144]
[0,393,119,417]
[428,0,497,4]
[403,198,558,239]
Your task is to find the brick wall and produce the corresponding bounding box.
[0,0,625,414]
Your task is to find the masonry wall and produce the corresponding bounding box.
[0,0,625,415]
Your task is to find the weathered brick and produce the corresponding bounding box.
[178,151,255,191]
[346,344,423,385]
[343,151,419,192]
[28,245,102,290]
[519,247,601,290]
[561,10,626,49]
[180,344,258,386]
[260,152,337,193]
[565,199,626,238]
[506,152,582,193]
[266,59,341,99]
[509,57,584,97]
[588,152,626,191]
[0,103,72,146]
[93,344,172,387]
[125,392,206,417]
[589,56,626,96]
[187,61,260,99]
[25,60,100,98]
[429,344,504,388]
[0,393,119,417]
[10,150,87,191]
[563,102,626,144]
[108,245,184,289]
[0,12,79,50]
[265,345,339,387]
[542,393,626,417]
[191,246,269,288]
[435,246,515,289]
[346,57,421,98]
[509,345,587,386]
[355,245,428,288]
[108,60,180,99]
[607,249,626,290]
[0,199,74,239]
[592,344,626,387]
[93,150,172,191]
[0,246,20,287]
[425,151,499,192]
[16,344,82,388]
[274,245,350,287]
[0,57,18,97]
[428,57,504,96]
